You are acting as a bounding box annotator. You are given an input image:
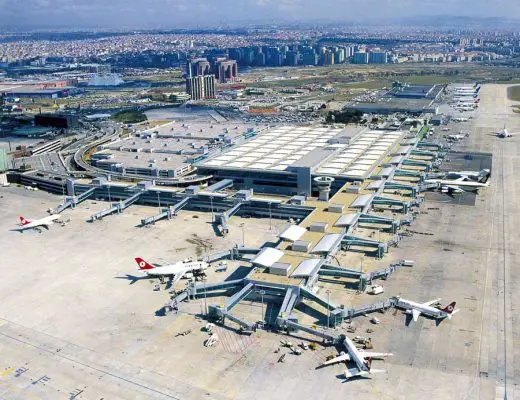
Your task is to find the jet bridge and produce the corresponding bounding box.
[140,197,190,226]
[53,186,97,214]
[395,169,424,181]
[402,158,432,170]
[411,149,438,159]
[417,141,442,150]
[341,235,387,259]
[90,190,143,221]
[358,213,400,233]
[214,200,246,234]
[373,195,411,213]
[276,288,299,323]
[341,298,396,319]
[384,181,418,197]
[318,264,369,291]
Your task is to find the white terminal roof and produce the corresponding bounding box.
[251,248,284,267]
[311,233,343,254]
[199,125,407,180]
[278,224,307,242]
[291,258,323,278]
[351,194,374,208]
[366,180,385,190]
[200,125,347,172]
[334,213,360,227]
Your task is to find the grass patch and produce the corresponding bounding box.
[112,110,147,124]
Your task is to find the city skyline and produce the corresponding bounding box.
[1,0,520,30]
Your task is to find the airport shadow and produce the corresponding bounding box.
[295,303,328,325]
[208,221,224,237]
[317,277,360,291]
[225,266,252,281]
[114,274,147,285]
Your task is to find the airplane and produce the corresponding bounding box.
[445,169,490,183]
[496,125,519,138]
[320,335,392,380]
[16,215,61,232]
[423,176,489,193]
[446,133,467,141]
[393,296,459,323]
[452,117,468,122]
[134,257,209,286]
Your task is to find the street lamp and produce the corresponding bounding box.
[240,223,245,247]
[210,196,214,222]
[326,289,331,329]
[258,289,266,324]
[203,278,208,316]
[268,202,272,231]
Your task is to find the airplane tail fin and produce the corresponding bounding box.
[442,301,456,314]
[135,257,154,270]
[19,216,31,225]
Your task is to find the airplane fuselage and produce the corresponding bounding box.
[395,298,448,319]
[19,215,61,230]
[424,178,488,190]
[142,261,208,278]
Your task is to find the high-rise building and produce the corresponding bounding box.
[301,48,318,66]
[187,58,211,77]
[185,75,216,100]
[321,49,334,65]
[216,60,238,83]
[352,51,369,64]
[369,51,388,64]
[285,51,299,66]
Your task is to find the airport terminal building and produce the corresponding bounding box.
[196,124,411,197]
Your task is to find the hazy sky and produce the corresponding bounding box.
[1,0,519,29]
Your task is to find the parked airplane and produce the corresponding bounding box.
[424,176,489,193]
[17,215,61,231]
[321,335,392,379]
[446,133,468,141]
[135,257,208,285]
[394,296,459,323]
[445,169,490,183]
[496,125,519,138]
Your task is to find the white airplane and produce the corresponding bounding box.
[496,125,519,138]
[446,133,467,141]
[394,297,459,323]
[135,257,208,285]
[321,335,392,379]
[424,176,489,193]
[17,215,61,231]
[446,169,490,183]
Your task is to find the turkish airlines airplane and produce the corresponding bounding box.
[394,297,459,323]
[321,335,392,380]
[17,215,61,231]
[135,257,208,285]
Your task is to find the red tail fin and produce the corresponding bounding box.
[442,302,456,314]
[19,216,31,225]
[135,257,154,270]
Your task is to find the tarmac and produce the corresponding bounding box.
[0,84,519,399]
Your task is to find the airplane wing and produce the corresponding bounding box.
[412,309,421,322]
[443,185,465,193]
[358,351,393,359]
[423,298,441,306]
[321,354,350,366]
[171,269,187,285]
